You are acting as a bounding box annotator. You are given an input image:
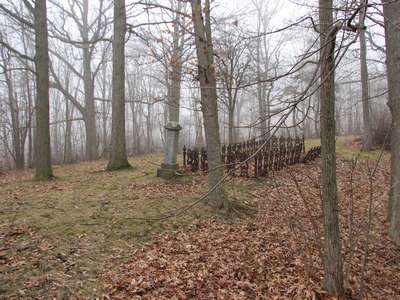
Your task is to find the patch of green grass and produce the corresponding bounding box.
[305,138,321,150]
[0,154,224,298]
[305,136,384,161]
[335,137,382,161]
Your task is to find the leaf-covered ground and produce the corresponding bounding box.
[0,154,263,298]
[105,155,400,299]
[1,140,399,299]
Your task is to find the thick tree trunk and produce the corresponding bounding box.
[160,1,184,177]
[107,0,131,171]
[382,0,400,244]
[83,72,98,161]
[167,13,183,125]
[319,0,344,296]
[34,0,53,180]
[191,0,228,210]
[360,26,372,150]
[82,0,98,161]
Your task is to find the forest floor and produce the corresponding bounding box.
[1,136,399,299]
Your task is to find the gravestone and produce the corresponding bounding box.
[157,121,182,179]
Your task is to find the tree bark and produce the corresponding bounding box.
[161,0,184,174]
[382,0,400,244]
[82,0,98,160]
[347,85,354,135]
[107,0,131,171]
[63,71,74,164]
[360,23,372,150]
[191,0,228,210]
[64,98,73,164]
[34,0,53,180]
[256,51,267,137]
[319,0,344,296]
[314,93,321,137]
[228,107,235,144]
[101,63,109,158]
[256,10,267,138]
[194,97,204,147]
[167,2,183,125]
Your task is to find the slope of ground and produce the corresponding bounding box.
[105,155,400,299]
[0,154,263,298]
[1,138,399,298]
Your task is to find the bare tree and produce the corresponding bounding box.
[382,0,400,245]
[34,0,53,180]
[215,23,251,144]
[319,0,344,295]
[0,48,27,169]
[251,0,281,139]
[191,0,228,210]
[107,0,131,171]
[359,10,372,150]
[49,0,111,161]
[156,0,186,178]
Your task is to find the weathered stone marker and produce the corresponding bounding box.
[157,121,182,179]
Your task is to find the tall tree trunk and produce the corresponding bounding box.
[2,57,24,169]
[52,95,60,163]
[335,104,341,136]
[159,0,184,177]
[101,63,109,158]
[128,76,139,154]
[191,0,228,210]
[319,0,344,296]
[383,0,400,244]
[64,98,73,164]
[194,97,204,147]
[107,0,131,171]
[83,72,98,161]
[146,101,152,153]
[26,72,34,168]
[34,0,53,180]
[293,108,298,137]
[314,93,321,137]
[62,71,73,164]
[266,83,273,140]
[256,12,267,138]
[228,106,235,144]
[347,85,354,135]
[360,22,372,150]
[256,55,267,137]
[167,3,183,125]
[82,0,98,161]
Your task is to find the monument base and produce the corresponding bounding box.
[157,163,180,179]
